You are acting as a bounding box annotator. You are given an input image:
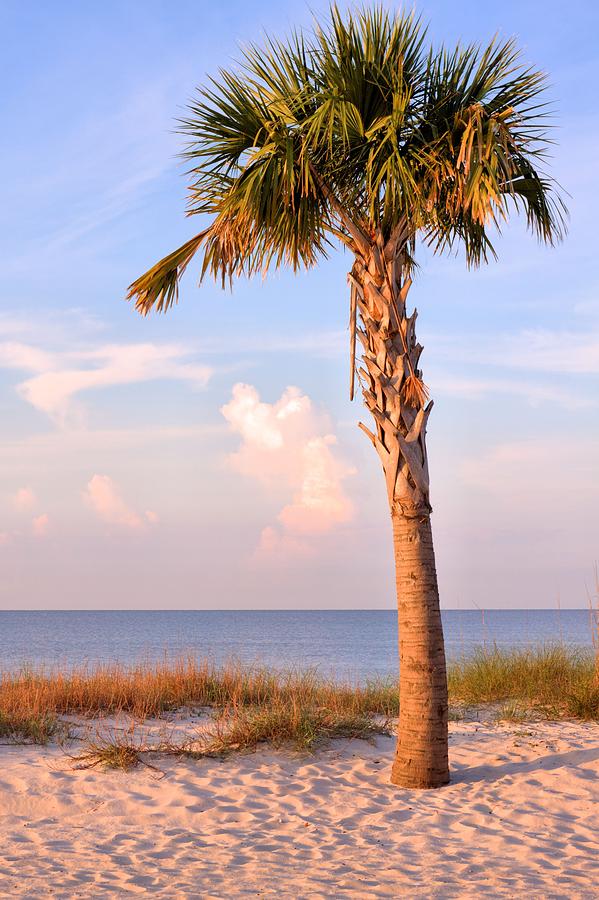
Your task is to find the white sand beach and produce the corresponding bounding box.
[0,719,597,899]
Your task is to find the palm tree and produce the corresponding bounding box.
[127,6,566,788]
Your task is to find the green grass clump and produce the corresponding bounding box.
[447,645,596,715]
[192,702,389,756]
[71,740,142,771]
[565,682,599,720]
[69,703,389,771]
[0,710,58,744]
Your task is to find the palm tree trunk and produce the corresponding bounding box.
[390,510,449,787]
[350,228,449,789]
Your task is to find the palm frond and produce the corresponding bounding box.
[127,231,209,315]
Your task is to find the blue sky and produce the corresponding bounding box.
[0,0,598,609]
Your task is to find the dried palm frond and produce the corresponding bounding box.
[401,372,430,409]
[127,231,210,315]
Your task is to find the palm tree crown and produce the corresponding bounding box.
[128,5,566,315]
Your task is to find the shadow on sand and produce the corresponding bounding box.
[452,746,599,786]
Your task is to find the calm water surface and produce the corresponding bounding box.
[0,610,593,681]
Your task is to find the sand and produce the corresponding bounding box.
[0,718,597,898]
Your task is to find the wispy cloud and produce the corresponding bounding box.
[480,330,599,375]
[221,383,354,558]
[0,309,106,343]
[425,324,599,408]
[0,340,212,424]
[3,77,184,272]
[430,373,594,408]
[0,424,225,468]
[460,439,599,509]
[430,328,599,376]
[194,330,346,358]
[83,474,158,531]
[0,314,36,337]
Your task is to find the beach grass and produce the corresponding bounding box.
[0,658,400,723]
[0,646,596,760]
[192,703,389,756]
[0,709,59,744]
[68,705,390,770]
[448,645,598,718]
[71,736,144,771]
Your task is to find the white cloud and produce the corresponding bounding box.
[0,342,55,373]
[221,383,354,558]
[13,487,37,512]
[83,474,158,531]
[222,384,311,454]
[0,340,212,424]
[32,514,49,537]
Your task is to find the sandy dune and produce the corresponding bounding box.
[0,719,597,898]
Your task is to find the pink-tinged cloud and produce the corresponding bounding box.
[278,435,354,535]
[0,341,212,425]
[83,474,158,530]
[257,526,312,559]
[221,383,354,557]
[13,486,36,511]
[32,513,49,537]
[0,531,10,546]
[221,383,311,453]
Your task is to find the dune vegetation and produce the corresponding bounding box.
[0,647,596,767]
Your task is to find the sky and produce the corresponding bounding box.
[0,0,598,610]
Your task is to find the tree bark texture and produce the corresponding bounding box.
[350,227,449,789]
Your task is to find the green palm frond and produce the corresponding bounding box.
[127,4,567,312]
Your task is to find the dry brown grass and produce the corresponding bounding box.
[0,659,397,760]
[1,647,597,761]
[0,658,399,723]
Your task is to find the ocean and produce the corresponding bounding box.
[0,609,594,681]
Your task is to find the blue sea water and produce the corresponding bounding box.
[0,610,593,681]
